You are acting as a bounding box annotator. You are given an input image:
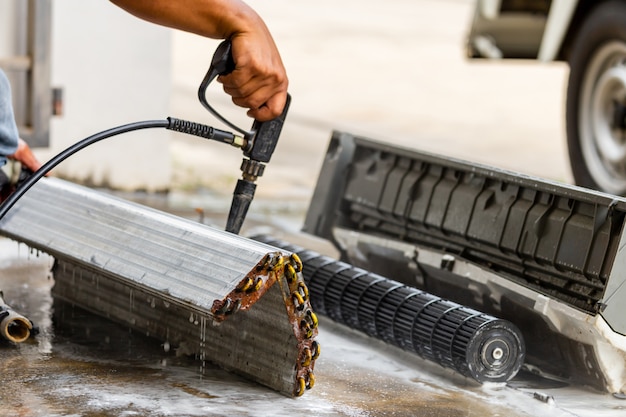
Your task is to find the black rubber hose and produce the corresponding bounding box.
[0,120,169,221]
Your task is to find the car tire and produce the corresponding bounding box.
[566,0,626,195]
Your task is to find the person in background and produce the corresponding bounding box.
[0,70,20,169]
[0,0,288,201]
[0,70,42,202]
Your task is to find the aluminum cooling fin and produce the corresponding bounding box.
[0,178,318,397]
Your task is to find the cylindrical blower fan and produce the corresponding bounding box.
[253,235,525,383]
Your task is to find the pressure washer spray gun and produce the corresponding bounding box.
[196,40,291,234]
[0,40,290,235]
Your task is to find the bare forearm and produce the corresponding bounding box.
[109,0,288,120]
[109,0,263,39]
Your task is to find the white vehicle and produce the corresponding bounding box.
[467,0,626,195]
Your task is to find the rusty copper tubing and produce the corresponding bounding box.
[0,294,33,343]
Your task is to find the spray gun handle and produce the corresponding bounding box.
[202,39,290,234]
[199,40,291,164]
[210,40,236,76]
[198,40,249,136]
[245,94,291,163]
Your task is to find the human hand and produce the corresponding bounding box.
[217,26,288,121]
[109,0,288,121]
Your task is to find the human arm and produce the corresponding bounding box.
[109,0,288,121]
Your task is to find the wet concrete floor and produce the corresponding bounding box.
[1,221,623,417]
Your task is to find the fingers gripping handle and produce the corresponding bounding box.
[198,39,292,155]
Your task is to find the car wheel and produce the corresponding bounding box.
[567,1,626,195]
